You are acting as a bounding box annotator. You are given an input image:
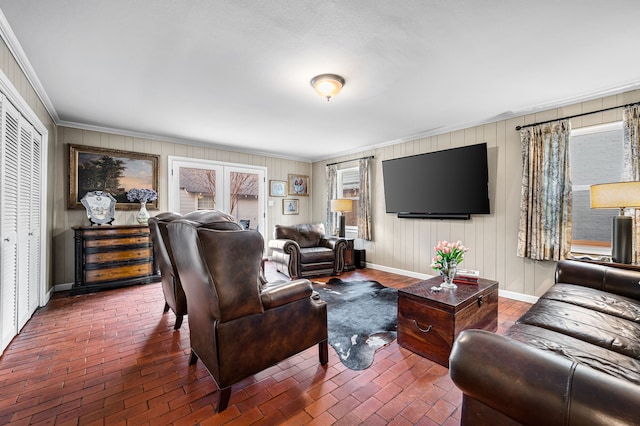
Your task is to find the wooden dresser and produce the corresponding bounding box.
[72,225,159,295]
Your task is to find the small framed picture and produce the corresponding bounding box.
[283,199,299,215]
[270,180,287,197]
[288,174,309,196]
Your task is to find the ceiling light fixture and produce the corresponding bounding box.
[310,74,345,101]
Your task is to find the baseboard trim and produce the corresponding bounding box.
[498,289,538,304]
[54,282,74,292]
[366,262,539,304]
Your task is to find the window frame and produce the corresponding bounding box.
[337,166,360,235]
[569,121,623,257]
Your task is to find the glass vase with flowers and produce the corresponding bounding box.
[430,240,468,289]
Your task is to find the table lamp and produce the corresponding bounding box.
[590,181,640,264]
[331,199,352,238]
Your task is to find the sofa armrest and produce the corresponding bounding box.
[268,238,301,254]
[260,279,313,309]
[556,260,640,300]
[450,329,640,426]
[319,236,346,250]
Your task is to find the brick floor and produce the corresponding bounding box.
[0,265,530,425]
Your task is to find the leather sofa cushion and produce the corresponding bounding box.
[274,224,325,248]
[505,322,640,386]
[300,247,335,263]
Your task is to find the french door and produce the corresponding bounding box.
[168,157,266,236]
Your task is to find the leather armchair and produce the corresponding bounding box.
[148,212,186,330]
[167,219,328,412]
[268,223,347,279]
[149,210,248,330]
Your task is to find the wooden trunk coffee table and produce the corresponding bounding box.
[397,276,498,367]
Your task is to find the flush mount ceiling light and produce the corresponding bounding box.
[310,74,345,101]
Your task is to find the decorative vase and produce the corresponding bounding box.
[440,259,458,289]
[136,201,150,224]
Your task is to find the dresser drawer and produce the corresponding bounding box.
[81,227,147,237]
[85,236,150,248]
[85,263,153,283]
[85,248,152,264]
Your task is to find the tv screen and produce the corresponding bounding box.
[382,143,490,219]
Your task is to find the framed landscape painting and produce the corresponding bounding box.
[68,144,159,210]
[288,174,309,196]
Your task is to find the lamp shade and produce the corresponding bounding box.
[331,199,352,213]
[590,181,640,209]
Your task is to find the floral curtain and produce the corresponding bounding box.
[357,157,372,240]
[623,106,640,263]
[517,120,572,261]
[325,164,338,235]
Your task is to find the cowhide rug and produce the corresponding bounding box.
[312,278,397,370]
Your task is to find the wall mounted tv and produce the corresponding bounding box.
[382,143,490,220]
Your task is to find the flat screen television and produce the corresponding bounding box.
[382,143,490,219]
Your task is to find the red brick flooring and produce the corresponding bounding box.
[0,266,531,425]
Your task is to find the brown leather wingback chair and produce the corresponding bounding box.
[268,223,347,279]
[148,212,186,330]
[149,210,246,330]
[167,219,328,412]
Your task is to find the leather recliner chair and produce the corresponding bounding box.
[148,212,186,330]
[149,210,250,330]
[268,223,347,279]
[167,218,329,412]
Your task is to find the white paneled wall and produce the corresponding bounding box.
[312,90,640,298]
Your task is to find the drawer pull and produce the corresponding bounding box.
[413,320,432,333]
[478,295,484,307]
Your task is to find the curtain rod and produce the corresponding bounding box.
[326,155,374,166]
[515,101,640,131]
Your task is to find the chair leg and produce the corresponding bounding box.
[319,340,329,365]
[189,350,199,366]
[216,387,232,413]
[174,314,184,330]
[163,302,170,313]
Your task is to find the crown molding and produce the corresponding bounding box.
[58,120,311,163]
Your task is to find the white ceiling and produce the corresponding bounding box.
[1,1,639,162]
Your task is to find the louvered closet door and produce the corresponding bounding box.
[28,130,41,317]
[17,117,38,329]
[0,97,20,352]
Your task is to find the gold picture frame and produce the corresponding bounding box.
[269,180,287,197]
[283,199,299,215]
[68,144,159,210]
[288,174,309,196]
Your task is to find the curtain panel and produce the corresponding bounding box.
[623,106,640,264]
[325,164,338,236]
[357,157,372,240]
[517,120,572,261]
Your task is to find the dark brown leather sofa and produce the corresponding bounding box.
[148,210,243,329]
[449,260,640,425]
[167,217,328,412]
[268,223,347,279]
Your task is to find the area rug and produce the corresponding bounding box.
[312,278,398,370]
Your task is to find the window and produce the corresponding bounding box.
[569,122,623,256]
[337,167,360,235]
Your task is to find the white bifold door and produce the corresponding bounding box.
[0,95,43,355]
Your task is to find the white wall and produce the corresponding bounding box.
[312,89,640,297]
